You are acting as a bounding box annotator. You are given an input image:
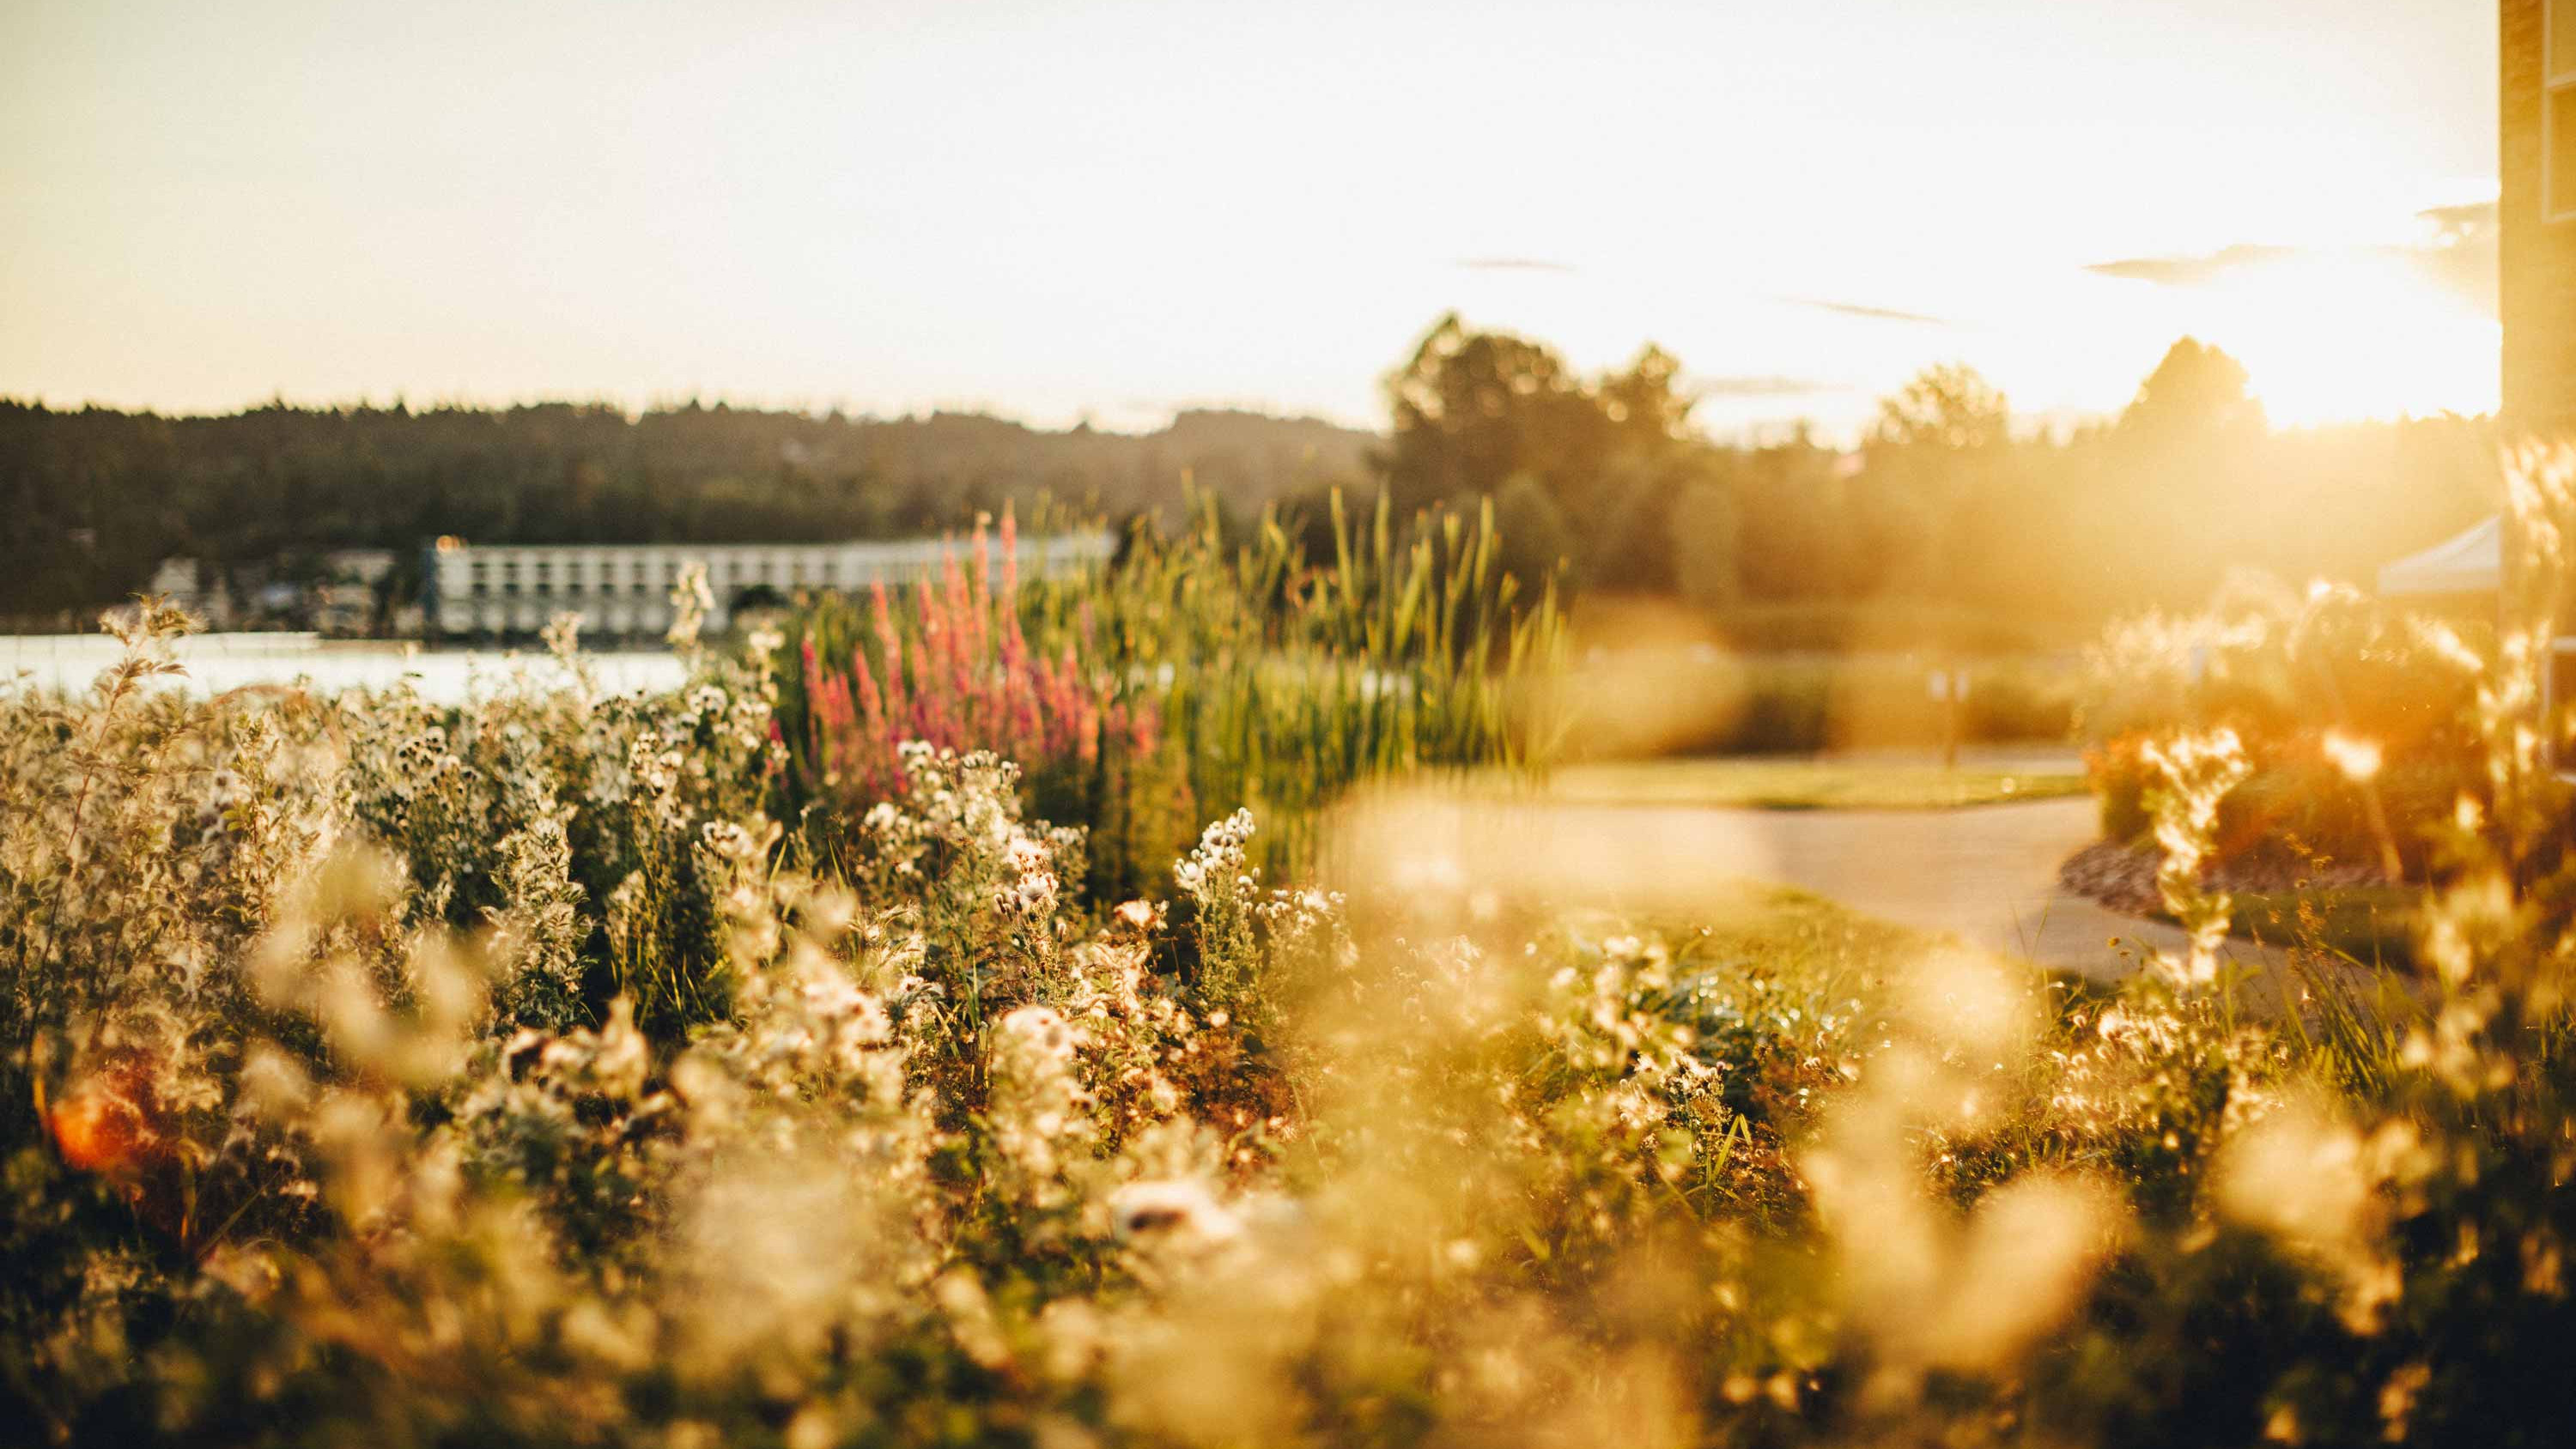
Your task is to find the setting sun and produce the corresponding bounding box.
[2175,245,2499,428]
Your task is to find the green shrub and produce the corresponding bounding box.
[2078,585,2489,873]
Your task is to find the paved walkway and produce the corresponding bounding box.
[1336,779,2329,996]
[1496,795,2283,985]
[1661,797,2207,982]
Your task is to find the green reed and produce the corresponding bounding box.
[776,489,1571,900]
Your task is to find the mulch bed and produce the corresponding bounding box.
[2058,839,2386,919]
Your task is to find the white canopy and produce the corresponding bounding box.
[2378,514,2503,597]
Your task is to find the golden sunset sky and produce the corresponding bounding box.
[0,0,2500,439]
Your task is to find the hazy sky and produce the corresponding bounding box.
[0,0,2500,438]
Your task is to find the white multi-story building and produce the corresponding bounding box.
[423,532,1117,638]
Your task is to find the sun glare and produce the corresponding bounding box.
[2210,251,2499,428]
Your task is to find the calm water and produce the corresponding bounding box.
[0,634,690,703]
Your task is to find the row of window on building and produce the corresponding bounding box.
[423,535,1117,634]
[453,554,816,597]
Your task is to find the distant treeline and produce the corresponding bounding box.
[1370,316,2504,649]
[0,400,1373,617]
[2,318,2510,640]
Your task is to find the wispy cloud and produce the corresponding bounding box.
[1451,257,1578,274]
[1693,375,1844,398]
[2084,243,2300,288]
[2084,202,2496,316]
[2418,200,2494,239]
[1782,296,1955,327]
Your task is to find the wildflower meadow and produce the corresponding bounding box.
[7,479,2576,1449]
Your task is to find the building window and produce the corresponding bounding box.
[2552,0,2576,220]
[2555,89,2576,221]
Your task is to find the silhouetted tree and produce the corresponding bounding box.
[1872,361,2010,453]
[1378,315,1695,524]
[1599,343,1696,451]
[2122,337,2265,440]
[1380,313,1601,514]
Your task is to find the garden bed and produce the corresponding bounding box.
[2059,836,2420,967]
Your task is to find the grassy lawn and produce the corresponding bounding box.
[1554,881,1985,1022]
[1533,756,2090,810]
[1652,878,1953,972]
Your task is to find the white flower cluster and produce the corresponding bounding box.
[987,1003,1096,1207]
[695,815,786,943]
[1002,832,1058,917]
[388,728,475,812]
[665,562,715,652]
[906,743,1021,846]
[1174,809,1256,900]
[1256,885,1342,933]
[696,818,761,863]
[671,682,774,761]
[451,1000,664,1192]
[627,731,689,833]
[2140,726,2251,990]
[1251,882,1352,978]
[701,937,908,1113]
[860,743,1083,917]
[483,767,587,1028]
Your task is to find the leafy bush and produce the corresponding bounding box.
[2078,585,2493,873]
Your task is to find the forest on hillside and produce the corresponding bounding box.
[0,402,1374,621]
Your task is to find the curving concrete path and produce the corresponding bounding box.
[1504,795,2279,985]
[1331,782,2318,994]
[1650,796,2206,982]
